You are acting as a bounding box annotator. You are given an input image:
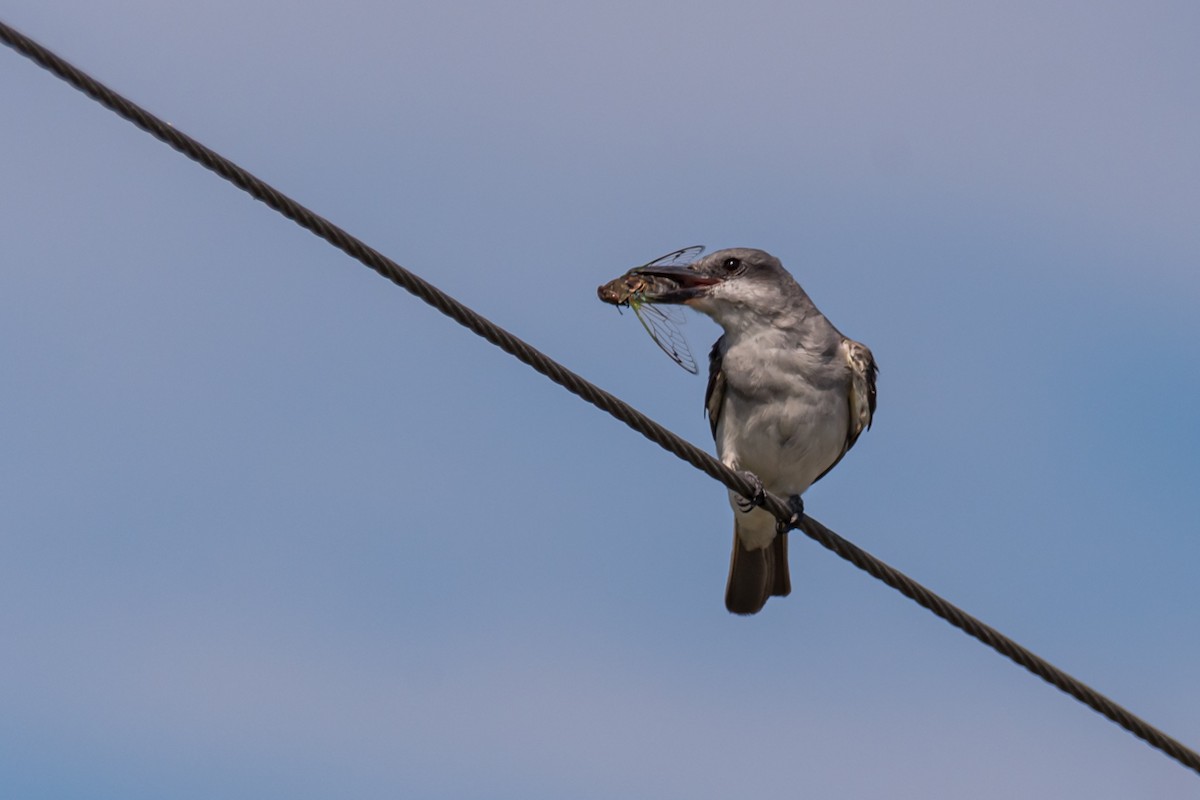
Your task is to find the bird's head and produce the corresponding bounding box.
[628,247,801,324]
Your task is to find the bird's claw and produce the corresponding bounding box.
[735,472,766,513]
[776,494,805,535]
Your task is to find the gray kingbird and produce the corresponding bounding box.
[622,247,877,615]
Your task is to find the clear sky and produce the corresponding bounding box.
[2,2,1198,797]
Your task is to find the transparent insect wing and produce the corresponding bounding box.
[615,245,704,372]
[639,245,705,270]
[632,300,699,374]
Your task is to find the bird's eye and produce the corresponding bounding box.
[722,257,741,272]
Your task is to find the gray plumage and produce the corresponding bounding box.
[631,247,877,614]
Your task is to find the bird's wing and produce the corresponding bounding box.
[812,337,878,484]
[704,335,727,438]
[844,337,878,445]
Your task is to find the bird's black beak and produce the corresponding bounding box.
[627,265,723,304]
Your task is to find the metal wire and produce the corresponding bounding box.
[3,18,1197,778]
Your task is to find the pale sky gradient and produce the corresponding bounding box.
[2,2,1199,797]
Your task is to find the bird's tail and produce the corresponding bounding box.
[725,522,791,615]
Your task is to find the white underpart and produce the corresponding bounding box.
[699,284,851,551]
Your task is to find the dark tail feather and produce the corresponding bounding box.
[725,532,791,615]
[772,532,791,597]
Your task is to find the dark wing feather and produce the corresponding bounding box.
[704,336,727,439]
[812,338,878,485]
[844,338,878,445]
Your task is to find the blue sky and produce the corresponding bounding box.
[2,2,1198,797]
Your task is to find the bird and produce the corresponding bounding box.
[629,247,877,614]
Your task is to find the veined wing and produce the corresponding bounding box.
[638,244,705,270]
[630,298,698,374]
[599,245,704,372]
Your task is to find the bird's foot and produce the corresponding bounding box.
[776,495,805,535]
[734,472,766,513]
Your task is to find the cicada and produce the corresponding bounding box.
[597,245,704,374]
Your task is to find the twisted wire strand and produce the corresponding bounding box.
[3,19,1196,778]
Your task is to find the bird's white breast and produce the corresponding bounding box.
[715,332,849,499]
